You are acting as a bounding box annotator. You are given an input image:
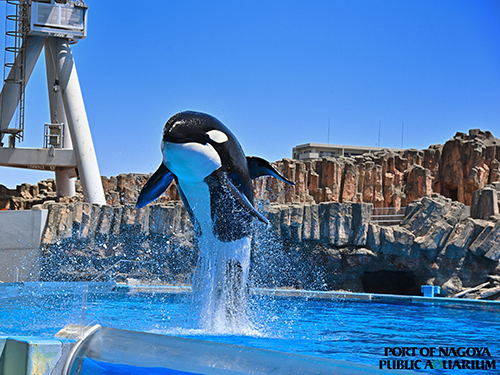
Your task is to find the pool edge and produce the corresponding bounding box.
[249,287,500,307]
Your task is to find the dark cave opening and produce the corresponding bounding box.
[362,270,419,295]
[449,188,458,201]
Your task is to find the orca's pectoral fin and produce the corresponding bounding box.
[136,163,174,208]
[219,172,270,225]
[246,156,295,185]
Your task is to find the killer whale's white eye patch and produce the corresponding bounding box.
[206,129,228,143]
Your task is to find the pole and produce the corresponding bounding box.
[45,38,76,197]
[327,118,330,144]
[50,37,106,205]
[401,121,404,149]
[378,120,381,147]
[0,36,45,142]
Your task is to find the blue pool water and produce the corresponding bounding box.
[1,283,499,374]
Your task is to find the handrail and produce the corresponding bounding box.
[90,259,159,282]
[370,207,406,226]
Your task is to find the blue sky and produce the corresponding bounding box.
[1,0,499,189]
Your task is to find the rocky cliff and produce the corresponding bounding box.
[256,129,500,207]
[36,183,500,300]
[0,173,178,210]
[1,129,499,210]
[3,128,500,298]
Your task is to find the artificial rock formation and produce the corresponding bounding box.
[1,129,499,211]
[3,128,500,298]
[256,129,500,208]
[0,174,180,210]
[254,192,499,297]
[38,201,196,282]
[36,184,500,300]
[0,179,60,210]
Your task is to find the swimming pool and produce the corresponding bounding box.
[1,283,499,374]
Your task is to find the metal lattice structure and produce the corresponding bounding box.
[0,1,106,205]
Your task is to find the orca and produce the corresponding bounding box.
[136,111,293,331]
[136,111,293,240]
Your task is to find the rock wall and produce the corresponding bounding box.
[254,191,500,296]
[0,179,59,210]
[1,129,499,210]
[256,129,500,207]
[37,184,500,299]
[471,182,500,219]
[39,201,196,282]
[0,173,179,210]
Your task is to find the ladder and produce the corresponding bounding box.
[2,0,28,146]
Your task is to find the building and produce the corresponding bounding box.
[292,143,404,161]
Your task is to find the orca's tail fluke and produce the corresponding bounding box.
[136,163,174,208]
[246,156,295,185]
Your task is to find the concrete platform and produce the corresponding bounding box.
[0,209,47,282]
[0,147,76,171]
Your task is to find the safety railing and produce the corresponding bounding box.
[91,259,162,282]
[370,207,406,226]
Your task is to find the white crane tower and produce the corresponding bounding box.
[0,0,106,205]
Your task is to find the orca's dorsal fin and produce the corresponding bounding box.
[246,156,294,185]
[136,163,174,208]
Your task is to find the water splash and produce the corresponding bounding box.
[80,285,88,339]
[187,216,298,336]
[191,234,253,334]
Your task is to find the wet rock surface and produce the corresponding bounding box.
[36,186,500,300]
[38,201,196,283]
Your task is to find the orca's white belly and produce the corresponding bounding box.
[162,141,221,182]
[176,179,212,228]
